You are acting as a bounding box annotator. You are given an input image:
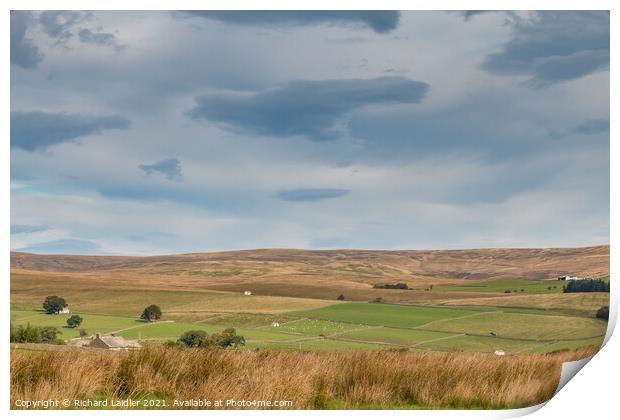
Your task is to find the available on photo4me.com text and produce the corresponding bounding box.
[13,398,295,409]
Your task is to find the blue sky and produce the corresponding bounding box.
[10,11,609,255]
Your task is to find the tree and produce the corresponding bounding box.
[40,326,60,343]
[563,279,610,293]
[43,296,67,314]
[66,315,83,328]
[211,328,245,348]
[596,306,609,321]
[78,329,89,338]
[337,294,345,301]
[179,330,208,347]
[140,305,162,322]
[10,323,42,343]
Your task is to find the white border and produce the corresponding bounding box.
[2,1,616,419]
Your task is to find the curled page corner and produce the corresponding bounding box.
[554,355,595,396]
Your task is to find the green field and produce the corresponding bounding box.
[435,279,565,294]
[332,327,455,346]
[10,310,142,339]
[426,312,607,340]
[289,303,481,328]
[10,290,608,354]
[267,319,362,336]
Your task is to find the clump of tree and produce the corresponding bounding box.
[43,296,67,314]
[563,279,610,293]
[372,297,383,303]
[66,315,83,328]
[373,283,409,290]
[337,294,345,301]
[177,327,245,349]
[140,305,162,322]
[10,324,62,344]
[79,329,89,338]
[179,330,209,347]
[596,306,609,321]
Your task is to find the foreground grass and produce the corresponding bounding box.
[10,346,597,410]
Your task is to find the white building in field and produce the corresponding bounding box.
[271,322,280,327]
[244,291,252,296]
[558,276,585,281]
[56,306,70,314]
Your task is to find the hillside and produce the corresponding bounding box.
[10,245,610,280]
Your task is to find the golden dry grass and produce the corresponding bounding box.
[10,346,598,409]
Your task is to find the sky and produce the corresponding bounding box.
[10,10,610,255]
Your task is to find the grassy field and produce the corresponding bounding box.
[10,346,600,409]
[438,292,609,316]
[289,303,481,328]
[434,278,565,294]
[426,312,607,340]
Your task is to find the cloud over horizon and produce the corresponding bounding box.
[11,111,131,151]
[189,77,429,140]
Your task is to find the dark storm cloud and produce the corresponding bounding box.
[11,224,50,234]
[10,11,43,69]
[188,77,428,140]
[11,111,131,151]
[481,11,609,86]
[276,188,350,202]
[17,239,102,255]
[139,158,183,182]
[183,11,401,33]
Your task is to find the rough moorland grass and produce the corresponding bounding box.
[289,303,480,328]
[426,312,608,340]
[416,335,543,353]
[10,346,598,410]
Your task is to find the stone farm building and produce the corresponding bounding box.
[87,333,141,350]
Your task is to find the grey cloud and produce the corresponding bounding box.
[39,11,89,43]
[10,11,43,69]
[574,119,609,135]
[78,28,125,50]
[188,77,429,140]
[11,111,131,151]
[276,188,349,202]
[17,238,102,255]
[139,158,183,182]
[11,224,50,234]
[183,11,401,33]
[481,11,609,86]
[459,11,494,21]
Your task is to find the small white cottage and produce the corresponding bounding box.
[244,291,252,296]
[494,350,506,356]
[271,322,280,327]
[56,306,70,314]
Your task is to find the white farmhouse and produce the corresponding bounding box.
[244,291,252,296]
